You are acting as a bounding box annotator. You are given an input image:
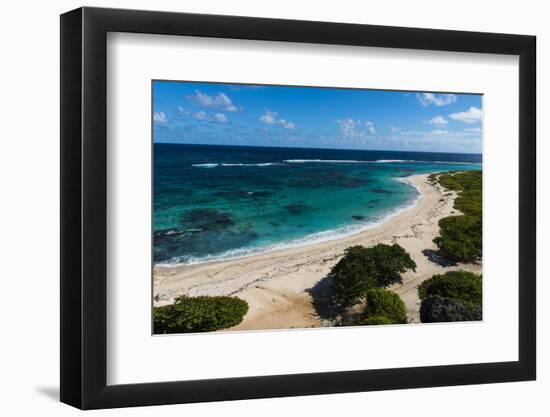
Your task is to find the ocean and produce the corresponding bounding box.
[153,143,481,265]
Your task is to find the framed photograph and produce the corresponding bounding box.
[60,6,536,409]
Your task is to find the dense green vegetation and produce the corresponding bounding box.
[346,289,407,326]
[420,295,482,323]
[433,215,482,262]
[418,271,482,305]
[360,315,394,325]
[425,172,484,321]
[153,295,249,334]
[419,270,482,323]
[330,244,416,307]
[431,170,481,193]
[364,288,407,324]
[431,170,482,263]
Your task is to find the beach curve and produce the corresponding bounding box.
[153,173,483,328]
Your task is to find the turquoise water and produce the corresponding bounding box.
[154,144,481,265]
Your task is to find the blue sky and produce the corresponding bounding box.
[153,81,483,154]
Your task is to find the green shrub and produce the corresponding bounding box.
[436,172,461,190]
[347,314,395,326]
[420,295,482,323]
[454,189,482,217]
[364,288,407,324]
[432,170,482,263]
[361,315,394,325]
[418,271,482,305]
[344,289,407,326]
[153,295,249,334]
[433,215,482,262]
[437,170,482,193]
[330,244,416,307]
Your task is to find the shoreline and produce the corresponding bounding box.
[153,173,482,328]
[155,175,422,268]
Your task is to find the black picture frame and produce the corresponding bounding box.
[60,6,536,410]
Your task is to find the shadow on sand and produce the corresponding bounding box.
[422,249,457,267]
[306,275,343,323]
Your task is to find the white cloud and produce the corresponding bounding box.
[259,110,277,124]
[153,111,168,123]
[365,120,376,135]
[399,129,478,139]
[427,116,448,127]
[259,110,296,129]
[381,129,481,153]
[336,118,361,138]
[192,111,208,121]
[464,127,482,133]
[176,106,189,116]
[390,126,401,133]
[448,107,482,124]
[190,111,228,123]
[417,93,457,107]
[336,119,376,138]
[281,120,296,129]
[187,90,240,112]
[213,113,228,123]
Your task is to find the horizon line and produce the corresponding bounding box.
[153,141,482,156]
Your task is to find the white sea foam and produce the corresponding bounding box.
[193,162,279,167]
[284,159,368,164]
[193,159,480,167]
[424,160,479,165]
[192,163,219,168]
[156,175,423,267]
[220,162,278,167]
[284,158,479,165]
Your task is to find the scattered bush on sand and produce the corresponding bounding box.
[418,271,482,305]
[360,315,394,325]
[420,295,482,323]
[345,289,407,326]
[433,215,482,262]
[153,295,249,334]
[330,244,416,307]
[364,288,407,324]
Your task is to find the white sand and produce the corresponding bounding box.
[153,174,482,329]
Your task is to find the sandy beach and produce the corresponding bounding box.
[153,173,482,329]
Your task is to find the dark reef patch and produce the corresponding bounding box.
[288,172,369,189]
[212,190,272,200]
[352,215,367,221]
[153,226,259,263]
[396,168,416,174]
[284,203,312,215]
[370,187,393,195]
[339,176,370,188]
[181,208,235,231]
[365,199,381,209]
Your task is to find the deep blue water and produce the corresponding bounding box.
[154,143,481,265]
